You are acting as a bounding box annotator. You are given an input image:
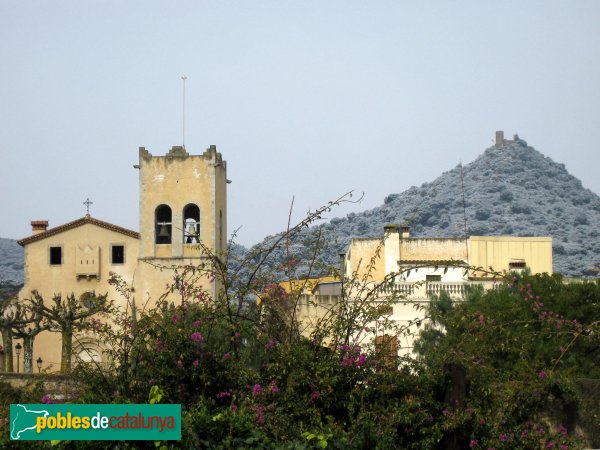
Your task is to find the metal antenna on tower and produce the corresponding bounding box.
[181,75,187,149]
[460,161,469,261]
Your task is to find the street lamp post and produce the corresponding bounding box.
[15,343,22,373]
[36,357,43,373]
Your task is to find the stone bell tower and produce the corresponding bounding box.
[135,145,227,303]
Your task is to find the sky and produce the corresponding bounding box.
[1,1,599,247]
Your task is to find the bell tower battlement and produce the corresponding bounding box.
[137,145,227,260]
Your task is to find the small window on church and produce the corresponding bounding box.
[183,204,200,244]
[50,246,62,265]
[155,204,172,244]
[111,245,125,264]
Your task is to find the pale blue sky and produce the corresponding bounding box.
[1,1,599,246]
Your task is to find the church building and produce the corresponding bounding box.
[15,144,227,372]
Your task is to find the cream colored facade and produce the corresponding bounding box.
[16,218,140,372]
[11,145,227,373]
[344,225,552,281]
[296,225,553,358]
[469,235,552,277]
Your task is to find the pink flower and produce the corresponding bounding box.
[252,384,262,396]
[171,314,179,324]
[231,404,238,412]
[546,442,554,448]
[499,433,507,442]
[191,332,204,343]
[469,439,478,448]
[340,355,354,367]
[310,390,321,400]
[356,354,367,367]
[193,320,201,327]
[256,404,265,425]
[269,381,280,394]
[558,424,567,436]
[193,359,199,367]
[41,394,53,404]
[222,352,231,360]
[538,370,548,379]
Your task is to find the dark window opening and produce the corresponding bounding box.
[112,245,125,264]
[509,261,527,269]
[50,246,62,265]
[155,204,172,244]
[183,204,200,244]
[426,275,442,282]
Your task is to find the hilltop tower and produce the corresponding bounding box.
[136,145,227,302]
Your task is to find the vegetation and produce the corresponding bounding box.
[1,194,599,448]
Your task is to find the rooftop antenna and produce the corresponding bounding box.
[181,75,187,149]
[459,161,469,262]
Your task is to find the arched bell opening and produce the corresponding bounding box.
[155,204,172,244]
[183,204,200,244]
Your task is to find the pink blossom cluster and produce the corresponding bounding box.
[262,283,289,301]
[190,331,204,343]
[265,339,277,350]
[338,344,368,368]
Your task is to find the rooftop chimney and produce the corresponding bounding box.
[383,224,399,234]
[31,220,48,235]
[383,225,400,276]
[401,226,410,239]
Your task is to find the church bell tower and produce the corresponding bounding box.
[136,144,227,302]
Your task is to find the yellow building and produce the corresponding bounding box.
[296,225,552,359]
[344,224,552,283]
[12,145,227,372]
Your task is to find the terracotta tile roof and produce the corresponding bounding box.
[17,215,140,246]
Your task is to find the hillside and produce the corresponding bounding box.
[0,237,23,285]
[247,137,600,278]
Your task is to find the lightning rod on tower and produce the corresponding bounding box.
[181,75,187,149]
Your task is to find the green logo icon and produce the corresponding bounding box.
[10,404,181,441]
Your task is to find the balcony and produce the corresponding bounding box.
[372,280,500,300]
